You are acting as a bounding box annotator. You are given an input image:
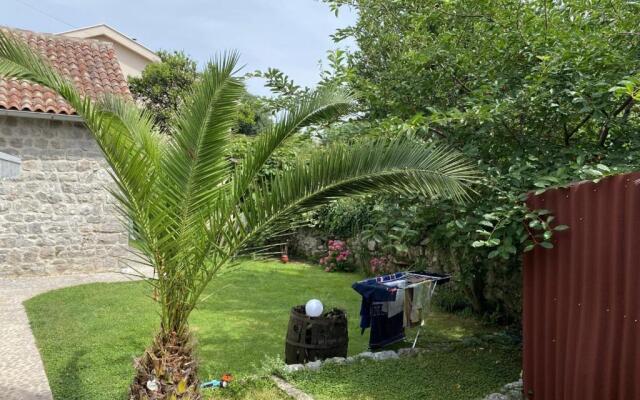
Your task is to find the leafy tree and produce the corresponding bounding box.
[0,30,477,398]
[249,48,351,113]
[130,50,271,135]
[235,92,272,135]
[322,0,640,322]
[128,50,197,133]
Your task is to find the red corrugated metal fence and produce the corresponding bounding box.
[524,172,640,400]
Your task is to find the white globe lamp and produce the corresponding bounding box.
[305,299,324,317]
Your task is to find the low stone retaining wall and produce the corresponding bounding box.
[282,348,523,400]
[283,348,422,374]
[483,380,523,400]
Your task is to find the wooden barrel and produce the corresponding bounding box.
[285,305,348,364]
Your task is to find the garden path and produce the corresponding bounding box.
[0,271,150,400]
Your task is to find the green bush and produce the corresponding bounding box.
[314,0,640,325]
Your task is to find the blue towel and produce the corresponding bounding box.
[352,275,406,349]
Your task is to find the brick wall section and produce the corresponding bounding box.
[0,115,129,276]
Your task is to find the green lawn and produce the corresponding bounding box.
[290,343,520,400]
[25,260,520,400]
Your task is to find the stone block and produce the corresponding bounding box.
[22,248,39,263]
[27,223,42,234]
[98,234,121,244]
[355,351,375,359]
[9,138,22,148]
[305,360,322,371]
[11,224,28,235]
[484,395,509,400]
[372,350,399,361]
[0,236,17,248]
[34,138,49,148]
[21,160,39,171]
[76,159,93,172]
[96,222,122,233]
[4,213,23,222]
[39,246,55,259]
[283,364,304,373]
[86,215,102,223]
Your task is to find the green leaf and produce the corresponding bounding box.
[471,241,486,248]
[554,224,569,231]
[540,241,554,249]
[534,181,548,188]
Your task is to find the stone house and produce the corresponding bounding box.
[0,27,154,276]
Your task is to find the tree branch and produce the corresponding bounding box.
[598,96,633,146]
[564,110,594,145]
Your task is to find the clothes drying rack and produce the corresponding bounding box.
[355,271,450,348]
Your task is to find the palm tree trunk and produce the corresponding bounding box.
[130,330,200,399]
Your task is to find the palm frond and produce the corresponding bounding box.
[232,137,478,251]
[156,53,244,266]
[231,86,353,200]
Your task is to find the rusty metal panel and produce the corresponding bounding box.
[523,172,640,400]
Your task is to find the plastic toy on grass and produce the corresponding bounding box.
[201,374,233,389]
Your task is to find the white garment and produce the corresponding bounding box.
[382,280,406,317]
[410,280,434,326]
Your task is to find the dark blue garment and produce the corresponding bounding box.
[368,303,405,349]
[352,281,396,330]
[352,277,405,349]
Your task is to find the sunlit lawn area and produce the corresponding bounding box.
[290,341,520,400]
[25,260,520,400]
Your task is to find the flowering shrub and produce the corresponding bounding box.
[369,255,394,275]
[319,240,354,272]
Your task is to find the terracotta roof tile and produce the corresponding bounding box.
[0,27,131,115]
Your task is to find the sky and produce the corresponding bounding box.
[1,0,357,95]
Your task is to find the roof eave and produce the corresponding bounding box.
[0,109,83,122]
[57,24,161,63]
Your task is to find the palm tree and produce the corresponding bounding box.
[0,30,477,399]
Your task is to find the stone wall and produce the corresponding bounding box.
[0,115,129,276]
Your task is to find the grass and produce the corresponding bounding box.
[206,378,288,400]
[290,341,520,400]
[24,260,520,400]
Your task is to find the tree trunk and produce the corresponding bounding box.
[130,330,200,399]
[464,268,488,315]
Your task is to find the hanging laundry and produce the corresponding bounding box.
[382,279,406,317]
[353,272,449,349]
[409,279,434,327]
[403,287,415,328]
[352,277,405,349]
